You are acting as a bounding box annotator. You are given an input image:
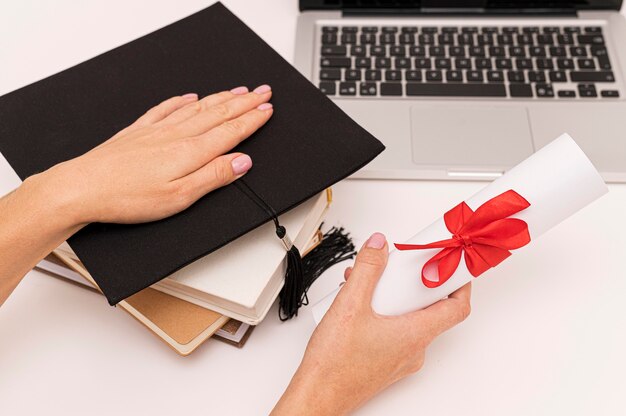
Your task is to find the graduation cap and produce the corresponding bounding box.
[0,2,384,319]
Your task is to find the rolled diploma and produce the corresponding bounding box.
[312,134,608,323]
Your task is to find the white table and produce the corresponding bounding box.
[1,1,625,415]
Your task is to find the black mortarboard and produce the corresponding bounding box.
[0,2,384,317]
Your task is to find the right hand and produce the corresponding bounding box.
[27,84,274,226]
[273,233,472,415]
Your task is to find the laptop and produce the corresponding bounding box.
[294,1,626,182]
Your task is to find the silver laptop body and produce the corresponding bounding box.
[294,1,626,182]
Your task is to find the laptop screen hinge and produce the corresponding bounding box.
[342,8,578,17]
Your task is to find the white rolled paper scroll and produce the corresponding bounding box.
[312,134,608,323]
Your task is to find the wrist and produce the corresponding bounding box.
[273,359,350,416]
[21,166,89,232]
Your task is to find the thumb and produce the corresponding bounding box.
[343,232,389,305]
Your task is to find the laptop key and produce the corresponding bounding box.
[322,27,338,34]
[489,46,506,57]
[469,46,486,57]
[543,27,560,34]
[577,58,596,70]
[382,26,398,33]
[351,45,366,57]
[415,58,432,69]
[529,46,546,57]
[570,46,587,57]
[426,70,443,82]
[549,71,567,82]
[359,82,377,96]
[537,34,554,45]
[528,71,546,82]
[455,58,472,69]
[429,46,446,57]
[365,69,382,81]
[322,45,347,56]
[345,69,361,81]
[467,70,484,82]
[450,46,466,57]
[446,70,463,82]
[406,70,422,81]
[406,83,506,97]
[497,34,514,45]
[495,58,513,69]
[509,46,525,57]
[461,27,479,33]
[601,90,620,98]
[536,58,554,70]
[564,27,581,33]
[502,27,519,34]
[395,57,411,69]
[370,46,386,57]
[585,26,603,33]
[509,84,533,97]
[557,34,574,45]
[401,27,418,33]
[570,71,615,82]
[320,69,341,81]
[390,46,406,56]
[409,46,426,56]
[507,70,526,83]
[577,35,604,45]
[321,57,351,68]
[578,83,598,97]
[380,83,403,96]
[487,70,504,82]
[380,33,396,44]
[319,81,336,95]
[435,58,452,69]
[342,26,358,33]
[385,70,402,81]
[360,34,377,44]
[516,58,533,70]
[523,26,540,34]
[475,58,492,69]
[422,27,438,34]
[558,90,576,98]
[355,57,371,68]
[535,84,555,97]
[557,58,575,69]
[375,58,392,69]
[399,33,415,44]
[339,82,357,96]
[549,46,567,57]
[322,33,337,45]
[341,33,357,44]
[362,26,378,33]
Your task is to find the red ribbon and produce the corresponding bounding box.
[395,190,531,288]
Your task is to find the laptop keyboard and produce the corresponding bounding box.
[317,24,620,99]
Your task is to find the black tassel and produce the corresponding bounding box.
[278,226,356,321]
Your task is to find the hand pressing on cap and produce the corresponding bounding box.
[29,85,273,225]
[0,86,272,305]
[272,233,472,416]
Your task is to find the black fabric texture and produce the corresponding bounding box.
[0,2,385,305]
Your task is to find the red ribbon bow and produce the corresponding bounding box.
[395,190,531,288]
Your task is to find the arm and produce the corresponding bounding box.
[0,85,274,306]
[273,233,472,415]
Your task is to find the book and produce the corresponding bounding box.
[0,2,385,306]
[152,190,331,324]
[37,256,256,349]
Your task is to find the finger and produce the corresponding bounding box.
[408,282,472,340]
[172,153,253,208]
[157,87,248,127]
[343,233,389,304]
[174,84,272,138]
[134,93,199,127]
[344,267,352,281]
[185,103,273,167]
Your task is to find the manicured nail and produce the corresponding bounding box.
[182,93,198,99]
[230,86,249,95]
[366,233,386,249]
[257,103,273,111]
[231,154,253,175]
[253,84,271,94]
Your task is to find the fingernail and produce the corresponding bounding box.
[253,84,271,94]
[182,93,198,99]
[231,154,253,175]
[230,86,249,95]
[366,233,386,249]
[257,103,273,111]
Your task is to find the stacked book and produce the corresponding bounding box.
[37,190,338,355]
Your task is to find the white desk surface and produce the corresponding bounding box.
[1,1,625,415]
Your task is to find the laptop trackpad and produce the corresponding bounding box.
[410,104,534,171]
